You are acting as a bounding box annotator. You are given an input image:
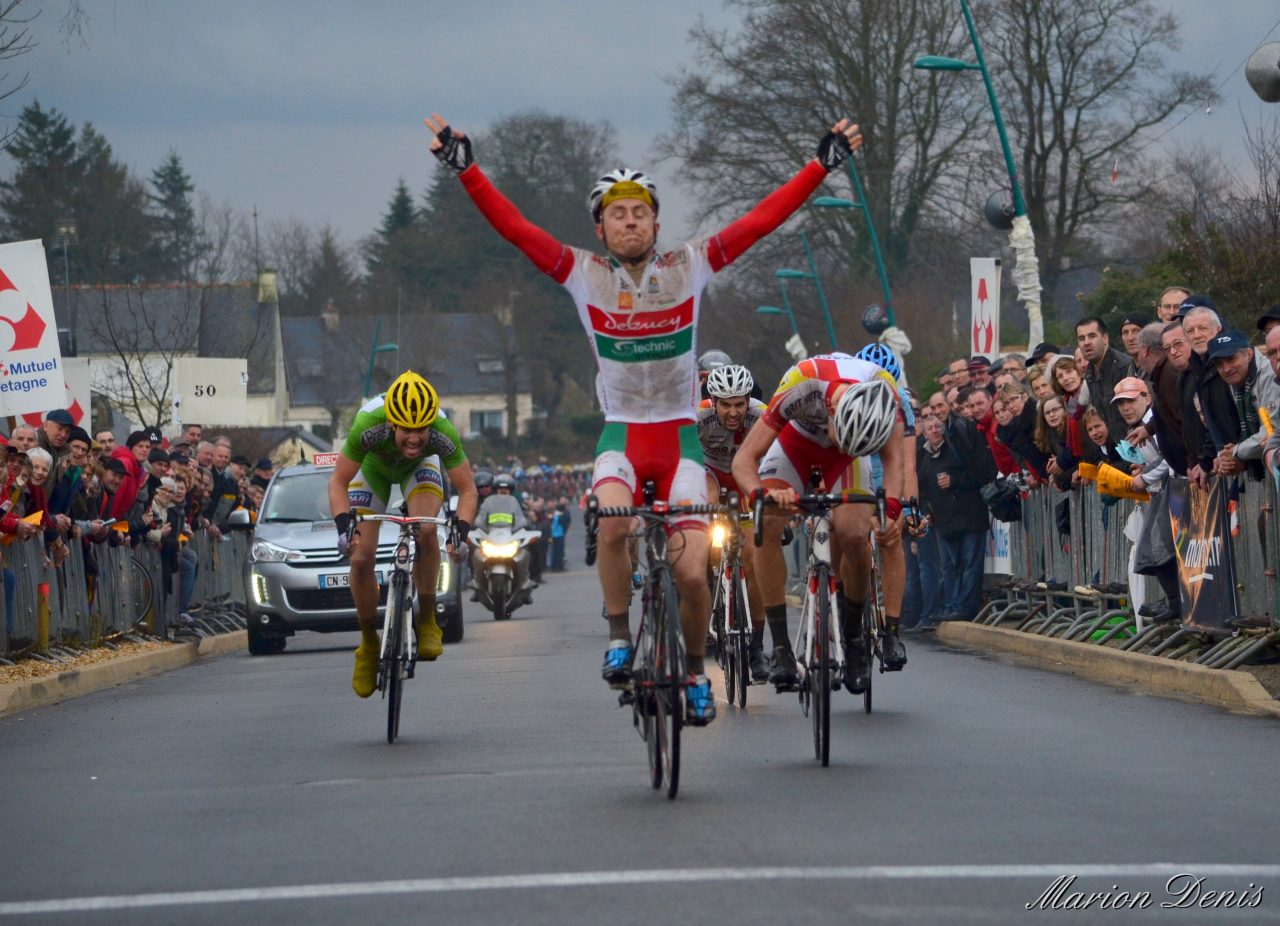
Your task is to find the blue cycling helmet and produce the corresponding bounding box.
[855,342,901,381]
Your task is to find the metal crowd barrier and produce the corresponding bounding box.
[1,529,250,665]
[976,477,1280,668]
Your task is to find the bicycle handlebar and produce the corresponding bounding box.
[583,494,738,566]
[357,511,460,547]
[752,487,891,547]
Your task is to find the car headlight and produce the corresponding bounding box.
[710,523,728,549]
[435,558,451,594]
[252,573,271,605]
[250,540,304,563]
[480,540,520,558]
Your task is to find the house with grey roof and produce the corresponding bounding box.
[52,271,287,430]
[281,308,533,446]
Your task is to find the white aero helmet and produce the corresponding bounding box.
[588,168,659,221]
[706,364,754,398]
[832,378,899,457]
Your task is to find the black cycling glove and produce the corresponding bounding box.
[335,511,356,557]
[816,129,853,172]
[454,519,471,546]
[432,125,474,174]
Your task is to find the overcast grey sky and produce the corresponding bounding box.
[6,0,1279,247]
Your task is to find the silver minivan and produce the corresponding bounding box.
[241,460,464,655]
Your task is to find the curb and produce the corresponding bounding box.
[0,631,246,719]
[936,622,1280,718]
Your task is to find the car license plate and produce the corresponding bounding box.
[318,572,384,588]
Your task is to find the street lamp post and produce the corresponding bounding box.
[815,185,896,329]
[914,0,1044,348]
[776,237,838,350]
[54,217,77,355]
[363,317,400,399]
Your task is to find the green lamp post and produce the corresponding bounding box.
[914,0,1044,348]
[363,317,400,399]
[776,236,838,350]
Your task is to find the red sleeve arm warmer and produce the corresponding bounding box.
[458,165,575,284]
[707,160,828,271]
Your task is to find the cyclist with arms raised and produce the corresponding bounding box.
[732,353,907,695]
[698,363,770,681]
[425,110,862,725]
[328,371,478,698]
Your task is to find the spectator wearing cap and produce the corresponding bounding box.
[1129,322,1187,476]
[38,408,75,465]
[230,454,251,480]
[1256,305,1280,336]
[1119,313,1156,361]
[47,426,93,519]
[1174,293,1216,323]
[968,356,993,393]
[251,458,274,491]
[1075,315,1135,443]
[108,430,151,520]
[1156,285,1191,323]
[1028,342,1060,365]
[145,448,172,500]
[1203,329,1279,482]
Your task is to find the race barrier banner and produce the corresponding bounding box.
[0,239,67,418]
[1167,476,1238,632]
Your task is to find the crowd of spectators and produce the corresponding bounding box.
[1,420,270,648]
[904,289,1280,633]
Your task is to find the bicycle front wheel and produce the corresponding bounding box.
[386,578,409,744]
[654,567,683,800]
[731,564,750,708]
[812,565,831,766]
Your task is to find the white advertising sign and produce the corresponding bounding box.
[19,356,91,429]
[173,357,248,427]
[970,257,1002,360]
[984,516,1012,576]
[0,239,67,417]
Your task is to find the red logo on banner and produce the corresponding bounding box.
[0,265,47,351]
[21,398,84,428]
[972,278,994,354]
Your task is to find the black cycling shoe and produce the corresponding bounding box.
[843,640,871,694]
[749,644,771,682]
[878,631,907,671]
[768,646,799,691]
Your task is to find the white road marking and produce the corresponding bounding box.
[2,864,1277,915]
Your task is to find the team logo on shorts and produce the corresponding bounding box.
[348,489,373,507]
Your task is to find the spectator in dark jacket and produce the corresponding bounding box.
[917,413,995,621]
[995,382,1048,479]
[1076,315,1135,443]
[1130,322,1188,476]
[1203,329,1280,482]
[1180,305,1228,486]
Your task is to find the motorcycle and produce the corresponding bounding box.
[468,522,541,621]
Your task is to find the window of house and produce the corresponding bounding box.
[470,409,505,434]
[476,357,504,374]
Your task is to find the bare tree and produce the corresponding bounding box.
[982,0,1217,313]
[0,1,36,148]
[657,0,985,274]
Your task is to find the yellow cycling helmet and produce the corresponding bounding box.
[384,370,439,429]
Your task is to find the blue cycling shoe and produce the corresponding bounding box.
[602,640,634,689]
[685,674,717,726]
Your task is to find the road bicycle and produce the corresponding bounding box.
[754,480,886,766]
[358,511,456,744]
[709,490,751,708]
[586,481,733,799]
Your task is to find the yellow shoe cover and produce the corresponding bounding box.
[352,640,378,698]
[416,614,443,661]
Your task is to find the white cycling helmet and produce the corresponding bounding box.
[832,379,898,457]
[588,168,659,221]
[706,364,754,399]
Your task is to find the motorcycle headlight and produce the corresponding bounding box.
[435,558,451,594]
[250,540,303,563]
[480,540,520,558]
[710,523,728,550]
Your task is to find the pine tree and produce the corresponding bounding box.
[148,151,198,281]
[0,100,79,246]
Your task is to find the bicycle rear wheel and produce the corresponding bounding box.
[653,567,683,799]
[862,597,878,715]
[812,565,831,766]
[386,578,409,743]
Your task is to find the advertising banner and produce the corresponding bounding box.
[984,516,1012,575]
[0,239,67,418]
[970,258,1002,360]
[19,356,91,429]
[1167,476,1238,631]
[172,357,248,427]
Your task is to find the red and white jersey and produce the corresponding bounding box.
[696,396,767,473]
[458,160,830,425]
[762,353,898,447]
